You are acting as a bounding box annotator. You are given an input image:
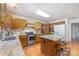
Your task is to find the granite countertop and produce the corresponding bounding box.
[40,34,64,41]
[0,36,24,56]
[18,33,28,36]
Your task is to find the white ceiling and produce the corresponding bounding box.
[7,3,79,23]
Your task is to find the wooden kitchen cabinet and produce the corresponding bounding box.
[35,34,41,43]
[0,14,13,28]
[12,18,27,29]
[41,23,54,35]
[19,35,28,48]
[41,24,46,35]
[49,23,54,34]
[34,22,42,30]
[41,38,60,56]
[0,14,27,29]
[0,4,12,28]
[41,24,50,35]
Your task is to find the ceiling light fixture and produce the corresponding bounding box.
[35,9,50,18]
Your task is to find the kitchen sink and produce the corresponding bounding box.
[3,37,16,41]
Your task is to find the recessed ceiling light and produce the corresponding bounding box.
[35,9,50,18]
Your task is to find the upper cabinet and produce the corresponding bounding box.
[0,4,12,28]
[41,24,49,35]
[0,14,27,29]
[0,14,13,29]
[12,18,27,29]
[49,23,54,33]
[34,22,42,30]
[41,24,54,35]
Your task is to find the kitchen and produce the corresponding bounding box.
[0,3,79,56]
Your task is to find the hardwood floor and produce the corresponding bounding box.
[23,42,79,56]
[71,41,79,56]
[23,43,45,56]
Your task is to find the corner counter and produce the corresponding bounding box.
[0,35,24,56]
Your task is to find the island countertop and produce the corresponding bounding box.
[40,34,64,41]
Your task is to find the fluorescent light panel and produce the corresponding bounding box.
[35,9,50,18]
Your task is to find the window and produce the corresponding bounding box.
[54,24,65,36]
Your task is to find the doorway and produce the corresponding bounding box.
[71,23,79,55]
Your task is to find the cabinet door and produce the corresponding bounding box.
[41,38,49,55]
[34,22,42,29]
[19,35,28,48]
[41,24,50,35]
[12,18,27,29]
[35,35,41,43]
[1,14,12,28]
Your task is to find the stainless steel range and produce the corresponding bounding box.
[26,32,35,45]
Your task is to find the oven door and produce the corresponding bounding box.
[28,35,35,45]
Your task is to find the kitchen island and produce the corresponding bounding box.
[40,34,64,56]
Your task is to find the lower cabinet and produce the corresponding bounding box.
[35,35,41,43]
[19,35,28,48]
[41,38,60,56]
